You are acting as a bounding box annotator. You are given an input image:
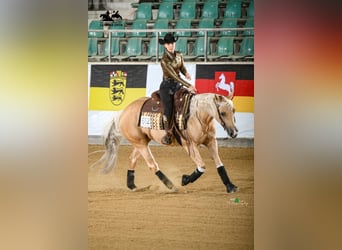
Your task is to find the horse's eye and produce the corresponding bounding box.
[220,112,226,116]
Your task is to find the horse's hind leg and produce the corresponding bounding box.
[136,145,175,190]
[127,148,141,190]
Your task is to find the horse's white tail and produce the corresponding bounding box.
[91,111,123,174]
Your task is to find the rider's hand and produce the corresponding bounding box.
[188,85,197,93]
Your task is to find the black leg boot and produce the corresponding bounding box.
[127,170,136,190]
[182,167,204,186]
[155,170,174,189]
[217,165,237,193]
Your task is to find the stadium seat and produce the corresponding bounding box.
[239,37,254,56]
[88,38,98,57]
[104,38,120,57]
[151,19,169,37]
[216,37,234,56]
[126,37,143,57]
[243,19,254,36]
[224,1,241,18]
[175,19,192,37]
[109,20,125,38]
[148,38,164,58]
[175,37,188,55]
[157,3,174,20]
[130,19,147,37]
[194,37,211,57]
[197,18,215,37]
[179,2,196,19]
[201,1,218,19]
[88,20,104,38]
[220,19,237,36]
[247,1,254,18]
[136,3,152,20]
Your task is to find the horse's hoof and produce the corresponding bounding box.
[181,175,190,186]
[226,183,238,193]
[127,184,137,190]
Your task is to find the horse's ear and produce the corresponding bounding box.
[227,92,234,100]
[227,86,234,100]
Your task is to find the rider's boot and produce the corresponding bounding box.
[161,115,173,145]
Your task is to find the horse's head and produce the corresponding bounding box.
[214,94,238,138]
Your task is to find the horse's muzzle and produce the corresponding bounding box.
[231,132,238,138]
[227,127,238,138]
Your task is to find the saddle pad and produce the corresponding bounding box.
[139,97,164,130]
[139,111,163,130]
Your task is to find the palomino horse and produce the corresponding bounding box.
[94,91,238,193]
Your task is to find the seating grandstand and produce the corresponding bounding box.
[88,0,254,62]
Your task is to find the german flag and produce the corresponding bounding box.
[195,64,254,113]
[88,65,147,110]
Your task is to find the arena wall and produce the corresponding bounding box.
[88,62,254,145]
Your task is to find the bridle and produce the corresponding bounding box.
[214,99,227,129]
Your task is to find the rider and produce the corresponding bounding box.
[158,33,197,145]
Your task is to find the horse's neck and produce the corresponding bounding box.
[190,94,217,122]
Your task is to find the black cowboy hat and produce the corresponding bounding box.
[158,33,178,45]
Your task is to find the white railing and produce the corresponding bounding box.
[88,27,254,63]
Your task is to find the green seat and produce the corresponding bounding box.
[109,20,125,38]
[157,3,173,19]
[224,1,241,18]
[126,37,142,57]
[194,37,211,57]
[88,20,103,38]
[88,38,98,56]
[216,37,234,56]
[247,1,254,18]
[239,37,254,56]
[175,19,192,37]
[243,19,254,36]
[152,19,169,37]
[220,19,237,36]
[201,1,218,19]
[130,19,147,37]
[197,18,214,37]
[148,38,164,57]
[136,3,152,20]
[175,37,188,55]
[104,38,120,56]
[179,3,196,19]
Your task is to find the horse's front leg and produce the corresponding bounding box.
[181,143,206,186]
[207,139,238,193]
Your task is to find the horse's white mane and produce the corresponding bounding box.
[190,93,217,117]
[190,93,233,117]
